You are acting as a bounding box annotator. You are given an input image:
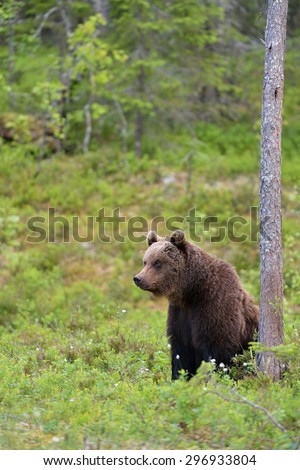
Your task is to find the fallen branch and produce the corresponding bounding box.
[207,378,287,433]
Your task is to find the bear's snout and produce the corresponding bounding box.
[133,275,142,287]
[133,273,151,291]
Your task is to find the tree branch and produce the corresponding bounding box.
[207,378,287,433]
[34,7,58,38]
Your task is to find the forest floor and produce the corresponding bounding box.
[0,135,299,450]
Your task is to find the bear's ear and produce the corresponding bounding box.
[169,230,185,248]
[147,231,158,246]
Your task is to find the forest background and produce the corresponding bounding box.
[0,0,299,450]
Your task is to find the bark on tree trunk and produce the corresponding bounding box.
[91,0,109,22]
[134,110,143,158]
[134,65,145,158]
[58,0,72,149]
[257,0,288,380]
[83,102,92,154]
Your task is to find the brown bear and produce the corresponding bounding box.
[133,230,259,380]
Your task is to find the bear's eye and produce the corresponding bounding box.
[143,260,146,266]
[153,260,161,268]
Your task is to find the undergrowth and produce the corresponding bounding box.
[0,127,299,449]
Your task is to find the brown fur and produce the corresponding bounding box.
[134,230,259,379]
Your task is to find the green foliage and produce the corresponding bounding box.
[0,0,299,452]
[69,13,125,89]
[1,0,299,154]
[0,140,299,449]
[32,81,65,140]
[67,12,126,142]
[0,0,23,25]
[0,210,20,250]
[0,310,299,449]
[105,0,224,154]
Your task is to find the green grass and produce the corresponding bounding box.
[0,129,299,450]
[0,304,299,450]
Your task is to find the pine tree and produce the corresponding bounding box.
[107,0,223,157]
[258,0,288,380]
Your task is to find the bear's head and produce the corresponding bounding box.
[133,230,186,298]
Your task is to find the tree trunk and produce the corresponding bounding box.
[90,0,109,22]
[58,0,72,149]
[8,17,16,108]
[134,110,143,158]
[134,67,145,158]
[83,102,92,154]
[257,0,288,380]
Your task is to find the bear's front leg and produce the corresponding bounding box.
[171,346,183,380]
[171,344,196,380]
[168,304,197,380]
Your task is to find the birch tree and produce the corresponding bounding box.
[257,0,289,380]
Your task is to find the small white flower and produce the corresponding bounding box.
[114,383,118,387]
[64,358,67,362]
[223,368,228,372]
[176,354,180,360]
[219,362,225,368]
[122,309,127,313]
[167,344,171,349]
[145,368,149,371]
[69,399,74,402]
[36,348,40,351]
[52,437,61,443]
[243,362,248,367]
[210,358,216,363]
[203,387,207,391]
[70,345,74,349]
